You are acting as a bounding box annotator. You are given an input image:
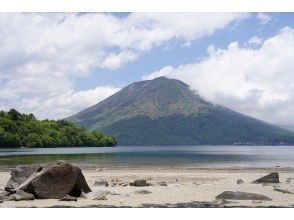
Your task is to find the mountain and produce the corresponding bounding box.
[67,77,294,146]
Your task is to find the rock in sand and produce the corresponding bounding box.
[273,188,294,194]
[216,191,272,201]
[10,190,35,201]
[5,161,91,199]
[0,190,34,201]
[286,178,294,184]
[129,179,151,187]
[252,172,279,184]
[59,195,78,202]
[94,180,109,187]
[134,190,152,194]
[94,195,108,200]
[159,181,168,186]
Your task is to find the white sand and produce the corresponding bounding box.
[1,167,294,207]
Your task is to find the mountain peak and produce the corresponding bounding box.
[68,77,209,128]
[141,76,186,86]
[68,77,294,146]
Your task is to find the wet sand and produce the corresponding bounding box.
[1,166,294,208]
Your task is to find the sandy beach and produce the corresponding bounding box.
[1,166,294,208]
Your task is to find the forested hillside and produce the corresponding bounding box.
[0,109,117,148]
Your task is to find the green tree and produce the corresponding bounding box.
[0,109,117,148]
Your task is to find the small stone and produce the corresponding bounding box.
[129,179,151,187]
[111,178,123,185]
[94,195,107,200]
[9,190,35,201]
[159,181,168,186]
[237,179,244,184]
[273,183,281,188]
[286,178,294,184]
[273,188,294,194]
[95,190,112,197]
[134,190,152,194]
[94,180,109,187]
[59,195,78,202]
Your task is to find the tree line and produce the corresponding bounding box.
[0,109,117,148]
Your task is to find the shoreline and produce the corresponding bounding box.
[1,166,294,208]
[1,164,294,172]
[0,166,294,173]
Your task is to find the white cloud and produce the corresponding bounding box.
[102,51,139,70]
[142,66,174,80]
[248,36,263,45]
[142,27,294,125]
[0,12,248,119]
[257,13,272,24]
[0,86,120,119]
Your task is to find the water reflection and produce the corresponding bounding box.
[0,146,293,168]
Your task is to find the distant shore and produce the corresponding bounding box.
[1,166,294,208]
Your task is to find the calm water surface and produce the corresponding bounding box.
[0,146,294,168]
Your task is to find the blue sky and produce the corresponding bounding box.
[0,12,293,125]
[74,13,294,89]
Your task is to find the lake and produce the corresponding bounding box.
[0,145,294,168]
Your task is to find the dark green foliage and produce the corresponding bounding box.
[0,109,117,148]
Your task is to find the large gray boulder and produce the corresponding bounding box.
[216,191,272,201]
[4,161,91,200]
[252,172,280,184]
[19,161,91,199]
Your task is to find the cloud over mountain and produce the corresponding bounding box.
[0,13,247,119]
[143,27,294,125]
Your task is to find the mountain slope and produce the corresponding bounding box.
[68,77,294,146]
[68,77,209,129]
